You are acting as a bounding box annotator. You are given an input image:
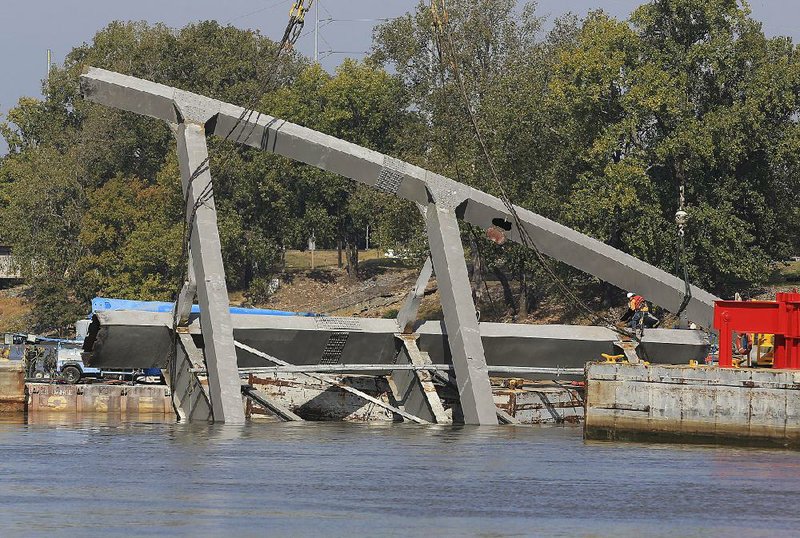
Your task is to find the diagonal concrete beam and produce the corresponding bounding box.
[174,250,196,328]
[396,256,433,334]
[80,67,719,328]
[175,122,244,424]
[168,333,213,422]
[425,202,497,425]
[392,334,451,424]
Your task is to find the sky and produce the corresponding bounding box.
[1,0,799,155]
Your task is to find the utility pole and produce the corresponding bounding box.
[314,0,320,62]
[45,49,52,97]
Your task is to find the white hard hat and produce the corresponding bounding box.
[626,292,635,298]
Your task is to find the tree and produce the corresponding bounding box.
[0,146,86,333]
[1,20,421,330]
[262,60,421,279]
[373,0,548,310]
[0,21,308,329]
[549,1,800,295]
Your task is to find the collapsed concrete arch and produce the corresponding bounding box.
[80,67,717,425]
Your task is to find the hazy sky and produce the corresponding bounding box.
[1,1,799,155]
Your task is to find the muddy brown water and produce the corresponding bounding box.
[0,416,798,537]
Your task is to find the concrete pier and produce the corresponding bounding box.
[585,362,800,447]
[0,362,25,413]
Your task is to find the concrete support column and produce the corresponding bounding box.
[390,334,450,424]
[167,333,213,422]
[175,123,245,424]
[424,202,497,425]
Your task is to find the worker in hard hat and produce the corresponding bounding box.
[625,292,660,330]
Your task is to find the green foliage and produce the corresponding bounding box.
[260,60,422,277]
[375,0,800,301]
[77,171,183,300]
[0,20,419,329]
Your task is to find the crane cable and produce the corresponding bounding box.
[283,1,315,49]
[167,3,314,416]
[674,184,692,320]
[428,0,637,342]
[179,0,316,229]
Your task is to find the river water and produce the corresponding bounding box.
[0,417,797,537]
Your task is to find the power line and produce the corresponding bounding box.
[224,0,291,25]
[319,50,369,59]
[320,17,394,23]
[306,1,401,63]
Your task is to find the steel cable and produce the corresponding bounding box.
[429,0,636,342]
[167,2,315,415]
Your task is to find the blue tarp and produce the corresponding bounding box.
[91,297,316,317]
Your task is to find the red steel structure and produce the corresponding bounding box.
[714,292,800,369]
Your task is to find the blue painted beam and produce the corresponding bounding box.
[91,297,316,318]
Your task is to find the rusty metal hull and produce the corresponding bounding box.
[246,374,584,424]
[83,311,709,372]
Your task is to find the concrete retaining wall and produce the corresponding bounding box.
[26,383,174,415]
[585,362,800,447]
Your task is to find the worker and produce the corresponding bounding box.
[625,292,660,330]
[732,331,752,362]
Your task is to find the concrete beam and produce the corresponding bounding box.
[173,251,196,328]
[396,256,433,334]
[79,67,718,328]
[242,385,304,421]
[175,123,244,424]
[390,335,450,424]
[80,68,718,328]
[167,333,213,422]
[85,310,711,371]
[425,202,497,425]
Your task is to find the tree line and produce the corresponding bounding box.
[1,0,799,332]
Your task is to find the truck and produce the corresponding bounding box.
[56,345,158,384]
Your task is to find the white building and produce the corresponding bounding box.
[0,246,21,280]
